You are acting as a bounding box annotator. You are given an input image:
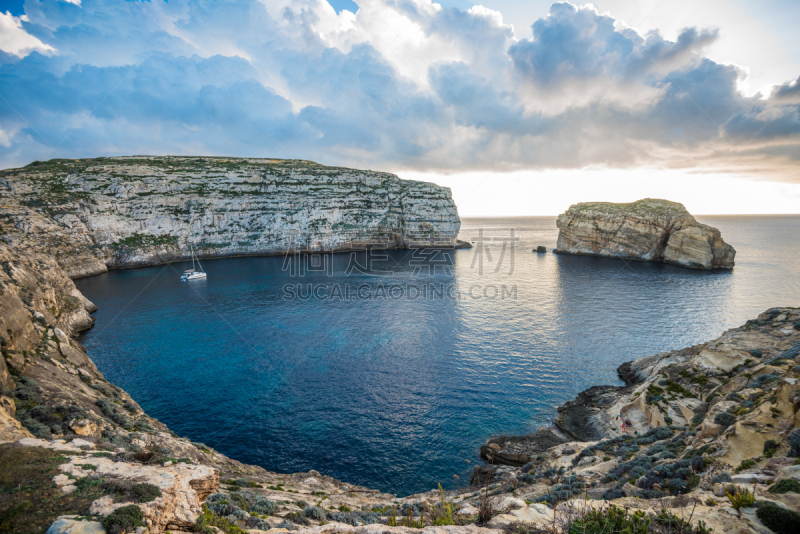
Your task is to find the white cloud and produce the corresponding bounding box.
[0,11,56,58]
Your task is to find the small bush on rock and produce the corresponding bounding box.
[601,487,625,500]
[208,498,237,517]
[726,486,755,518]
[102,505,146,534]
[714,412,736,428]
[751,373,779,389]
[326,511,382,526]
[303,506,326,521]
[763,440,779,458]
[769,479,800,494]
[568,505,650,534]
[788,429,800,457]
[227,509,249,521]
[250,497,279,515]
[756,501,800,534]
[711,471,732,484]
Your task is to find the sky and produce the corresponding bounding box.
[1,0,799,215]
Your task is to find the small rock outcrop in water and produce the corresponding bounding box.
[554,198,735,269]
[0,156,466,278]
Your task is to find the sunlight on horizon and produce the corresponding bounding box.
[401,168,800,217]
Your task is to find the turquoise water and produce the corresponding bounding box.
[76,216,800,496]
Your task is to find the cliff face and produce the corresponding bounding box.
[554,198,735,269]
[0,156,463,278]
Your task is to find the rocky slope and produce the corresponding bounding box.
[554,198,736,269]
[0,156,465,278]
[476,307,800,534]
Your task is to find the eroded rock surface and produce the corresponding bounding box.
[554,198,735,269]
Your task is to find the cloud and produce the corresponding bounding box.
[0,0,798,180]
[0,11,56,58]
[507,3,719,111]
[770,75,800,103]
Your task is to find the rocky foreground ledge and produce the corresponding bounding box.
[554,198,736,269]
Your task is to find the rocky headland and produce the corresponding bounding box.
[0,163,798,534]
[554,198,736,269]
[0,156,466,278]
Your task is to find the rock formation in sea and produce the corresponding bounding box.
[0,156,466,278]
[1,161,797,534]
[554,198,736,269]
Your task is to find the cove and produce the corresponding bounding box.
[76,215,800,496]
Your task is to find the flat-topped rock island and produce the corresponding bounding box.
[554,198,736,269]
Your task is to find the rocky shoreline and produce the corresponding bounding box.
[1,161,798,534]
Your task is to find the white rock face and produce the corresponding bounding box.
[554,198,735,269]
[2,157,464,277]
[46,516,106,534]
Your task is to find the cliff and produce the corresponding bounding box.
[554,198,736,269]
[0,156,465,279]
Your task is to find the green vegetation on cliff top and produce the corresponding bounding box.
[566,198,690,218]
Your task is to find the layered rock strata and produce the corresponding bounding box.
[555,198,736,269]
[1,156,465,278]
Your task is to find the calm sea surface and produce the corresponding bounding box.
[76,216,800,496]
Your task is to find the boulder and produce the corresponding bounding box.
[46,517,106,534]
[69,418,101,438]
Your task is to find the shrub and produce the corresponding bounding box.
[250,497,279,515]
[764,440,779,458]
[193,504,247,534]
[726,487,755,518]
[769,479,800,494]
[751,374,779,389]
[653,510,712,534]
[568,505,650,534]
[303,506,326,521]
[208,498,237,517]
[283,512,311,526]
[714,412,736,428]
[789,429,800,457]
[102,505,146,534]
[690,456,707,472]
[227,509,249,521]
[755,501,800,534]
[601,487,625,500]
[96,398,133,430]
[326,511,382,526]
[736,459,757,473]
[126,483,162,503]
[711,471,732,484]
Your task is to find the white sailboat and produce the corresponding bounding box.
[181,248,207,281]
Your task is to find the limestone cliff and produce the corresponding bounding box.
[0,156,464,278]
[554,198,736,269]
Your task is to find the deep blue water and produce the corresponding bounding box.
[76,216,800,496]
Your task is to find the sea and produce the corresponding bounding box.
[75,215,800,496]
